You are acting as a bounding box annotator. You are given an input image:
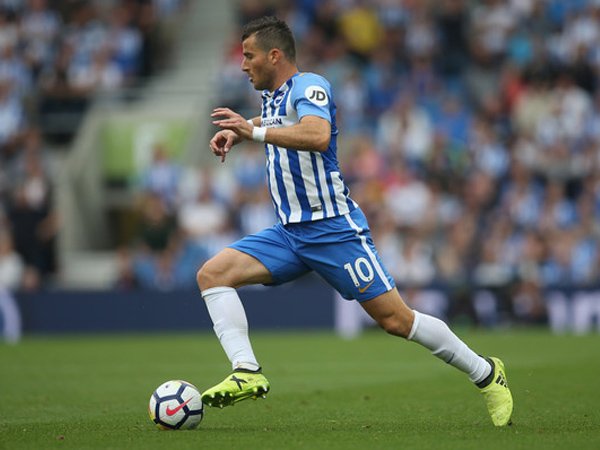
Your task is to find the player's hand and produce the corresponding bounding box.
[211,107,253,141]
[209,129,238,163]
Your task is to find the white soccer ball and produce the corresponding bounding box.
[148,380,204,430]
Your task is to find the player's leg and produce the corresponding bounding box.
[198,247,271,372]
[299,208,512,426]
[361,289,490,378]
[197,247,274,290]
[360,285,513,426]
[197,225,310,407]
[197,248,272,407]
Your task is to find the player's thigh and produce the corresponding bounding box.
[231,225,311,285]
[360,288,415,338]
[300,212,395,302]
[197,247,273,290]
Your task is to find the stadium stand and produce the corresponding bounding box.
[0,0,193,289]
[185,0,600,329]
[2,0,600,332]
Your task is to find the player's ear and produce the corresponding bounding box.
[268,48,281,65]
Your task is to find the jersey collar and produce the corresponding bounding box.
[262,72,300,99]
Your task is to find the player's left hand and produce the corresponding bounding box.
[212,107,253,140]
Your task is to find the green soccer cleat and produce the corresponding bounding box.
[479,357,514,426]
[201,370,270,408]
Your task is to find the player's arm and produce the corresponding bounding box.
[209,110,252,163]
[209,114,260,163]
[209,129,240,163]
[212,108,330,153]
[247,116,261,127]
[263,116,330,152]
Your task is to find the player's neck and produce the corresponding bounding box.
[268,65,299,93]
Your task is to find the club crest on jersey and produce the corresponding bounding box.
[305,85,328,106]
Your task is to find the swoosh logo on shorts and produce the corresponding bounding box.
[358,280,375,294]
[166,397,192,416]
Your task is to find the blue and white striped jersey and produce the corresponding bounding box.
[259,72,357,225]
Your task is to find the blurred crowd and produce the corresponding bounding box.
[3,0,600,328]
[0,0,185,291]
[118,0,600,327]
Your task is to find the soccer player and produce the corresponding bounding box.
[199,16,513,426]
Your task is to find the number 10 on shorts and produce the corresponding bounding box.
[343,257,375,287]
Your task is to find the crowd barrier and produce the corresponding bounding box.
[2,279,600,341]
[12,275,334,335]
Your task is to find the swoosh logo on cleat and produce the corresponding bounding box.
[358,280,375,294]
[165,397,192,416]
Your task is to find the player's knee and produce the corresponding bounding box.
[196,259,222,292]
[196,264,209,292]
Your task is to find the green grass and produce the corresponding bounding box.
[1,330,600,450]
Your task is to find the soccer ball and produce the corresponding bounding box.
[148,380,204,430]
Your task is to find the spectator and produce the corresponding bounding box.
[19,0,62,80]
[177,170,228,240]
[236,186,275,236]
[67,46,124,94]
[392,231,436,287]
[0,229,24,290]
[6,173,57,281]
[105,4,142,79]
[376,93,433,166]
[337,0,383,62]
[0,77,24,158]
[383,164,433,227]
[537,180,577,231]
[0,8,18,52]
[135,193,177,254]
[435,0,469,78]
[113,247,139,290]
[138,143,182,212]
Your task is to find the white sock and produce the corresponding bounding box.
[408,310,491,384]
[202,286,260,372]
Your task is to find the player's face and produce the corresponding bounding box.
[241,34,275,91]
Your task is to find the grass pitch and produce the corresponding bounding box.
[1,329,599,450]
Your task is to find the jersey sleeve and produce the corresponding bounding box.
[291,73,332,123]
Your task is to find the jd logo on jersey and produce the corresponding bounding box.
[305,86,328,106]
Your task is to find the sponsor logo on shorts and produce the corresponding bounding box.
[358,280,375,294]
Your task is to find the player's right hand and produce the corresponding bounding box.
[209,129,238,163]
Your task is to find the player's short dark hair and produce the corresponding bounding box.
[241,16,296,63]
